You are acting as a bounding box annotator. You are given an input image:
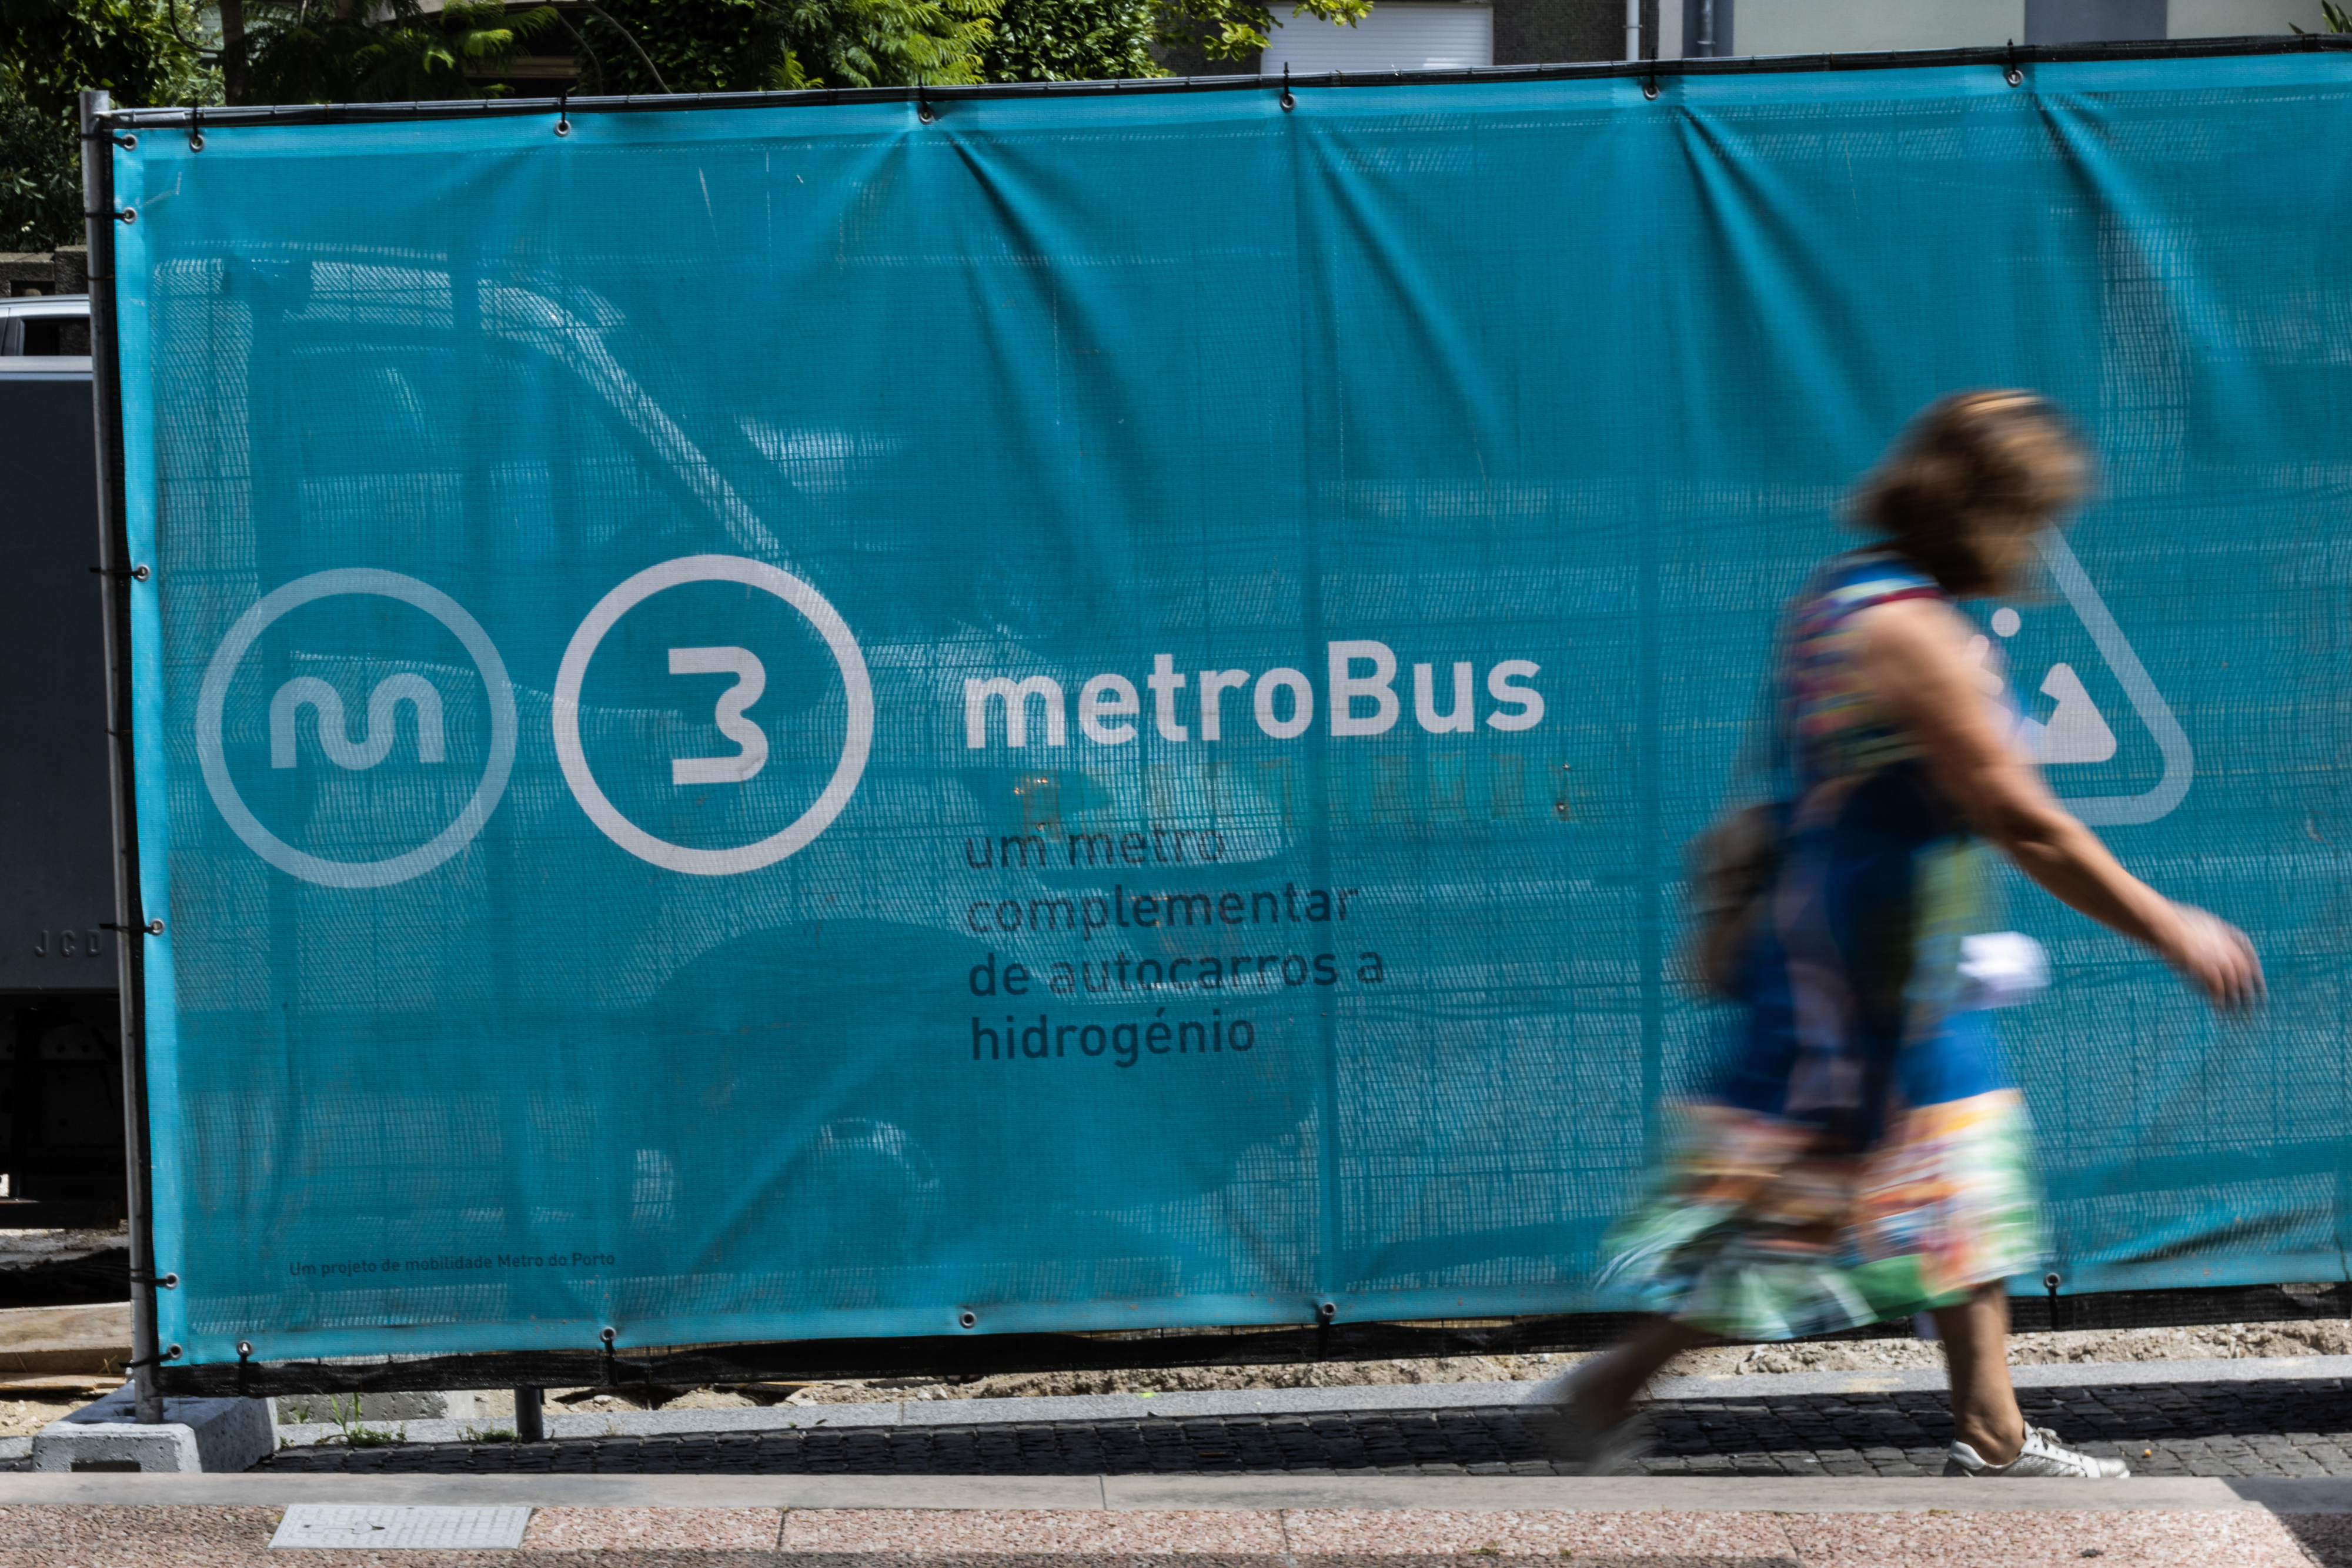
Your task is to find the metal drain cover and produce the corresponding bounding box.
[269,1506,533,1549]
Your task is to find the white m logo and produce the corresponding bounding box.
[270,674,446,770]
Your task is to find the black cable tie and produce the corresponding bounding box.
[555,91,571,137]
[1281,63,1294,112]
[124,1344,182,1370]
[189,104,203,152]
[130,1271,179,1288]
[2004,40,2023,85]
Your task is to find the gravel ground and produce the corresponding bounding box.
[6,1223,2348,1434]
[646,1318,2352,1409]
[0,1225,128,1271]
[0,1223,128,1437]
[12,1318,2334,1434]
[0,1390,101,1437]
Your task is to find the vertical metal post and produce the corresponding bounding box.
[79,88,163,1427]
[1625,0,1642,61]
[1698,0,1716,55]
[513,1387,544,1442]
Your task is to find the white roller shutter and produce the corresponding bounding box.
[1261,3,1495,73]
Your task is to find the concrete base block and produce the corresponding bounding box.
[30,1382,274,1473]
[437,1389,510,1423]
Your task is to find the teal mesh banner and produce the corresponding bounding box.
[112,52,2352,1364]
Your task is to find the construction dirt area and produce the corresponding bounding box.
[695,1315,2352,1407]
[261,1315,2352,1429]
[9,1220,2351,1435]
[5,1316,2350,1435]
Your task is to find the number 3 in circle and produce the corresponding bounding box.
[670,646,769,784]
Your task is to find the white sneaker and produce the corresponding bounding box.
[1945,1426,2130,1478]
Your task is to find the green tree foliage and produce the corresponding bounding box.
[0,91,86,251]
[576,0,997,93]
[981,0,1368,85]
[981,0,1155,82]
[0,0,212,250]
[577,0,1364,96]
[239,0,560,106]
[0,0,1372,256]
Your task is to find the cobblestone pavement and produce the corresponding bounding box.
[257,1376,2352,1477]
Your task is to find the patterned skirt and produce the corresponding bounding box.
[1597,1086,2046,1342]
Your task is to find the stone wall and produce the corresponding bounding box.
[0,250,86,298]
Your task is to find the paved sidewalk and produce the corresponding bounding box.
[12,1359,2352,1564]
[4,1485,2352,1566]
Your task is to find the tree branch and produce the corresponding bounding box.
[551,6,604,94]
[574,1,666,92]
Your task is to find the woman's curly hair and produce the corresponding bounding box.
[1856,390,2090,596]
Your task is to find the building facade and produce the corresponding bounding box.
[1254,0,2324,76]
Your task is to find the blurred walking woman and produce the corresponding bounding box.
[1539,392,2262,1479]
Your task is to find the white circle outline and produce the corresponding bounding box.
[552,556,873,876]
[195,570,519,889]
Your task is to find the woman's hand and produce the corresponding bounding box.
[2158,903,2264,1013]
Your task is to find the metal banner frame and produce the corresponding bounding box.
[86,36,2352,1397]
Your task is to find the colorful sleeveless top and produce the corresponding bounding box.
[1727,547,2000,1131]
[1785,550,1952,795]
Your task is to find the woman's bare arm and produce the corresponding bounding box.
[1855,595,2261,1010]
